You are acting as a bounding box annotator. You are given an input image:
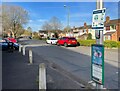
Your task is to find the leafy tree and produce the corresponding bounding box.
[87,33,92,40]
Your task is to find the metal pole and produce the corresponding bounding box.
[64,5,70,35]
[67,6,70,31]
[96,0,104,44]
[96,0,104,89]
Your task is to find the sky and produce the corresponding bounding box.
[3,2,119,31]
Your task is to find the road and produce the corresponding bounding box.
[21,39,119,89]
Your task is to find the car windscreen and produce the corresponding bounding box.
[68,38,76,40]
[50,38,57,40]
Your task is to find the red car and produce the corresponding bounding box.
[7,38,17,43]
[57,37,78,47]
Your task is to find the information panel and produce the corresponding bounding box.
[92,8,106,30]
[91,44,104,85]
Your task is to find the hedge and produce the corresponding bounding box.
[77,39,96,46]
[77,39,120,48]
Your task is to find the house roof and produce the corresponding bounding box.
[72,18,120,30]
[73,25,92,30]
[104,19,120,26]
[78,33,88,37]
[39,30,63,33]
[104,31,116,35]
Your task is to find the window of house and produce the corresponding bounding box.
[106,26,110,31]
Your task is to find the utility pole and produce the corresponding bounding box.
[64,5,70,34]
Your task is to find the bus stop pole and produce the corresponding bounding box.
[96,0,104,89]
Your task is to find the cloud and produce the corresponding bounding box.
[29,20,33,22]
[37,19,46,22]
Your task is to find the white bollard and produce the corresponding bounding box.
[23,46,25,55]
[39,63,46,91]
[29,49,33,64]
[19,44,21,52]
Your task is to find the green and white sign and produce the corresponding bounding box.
[92,8,106,30]
[91,44,104,85]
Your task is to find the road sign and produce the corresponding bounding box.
[91,44,104,85]
[92,8,106,30]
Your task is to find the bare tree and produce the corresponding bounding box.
[2,4,29,38]
[49,16,62,30]
[41,16,62,31]
[41,21,52,31]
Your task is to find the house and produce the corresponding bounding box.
[104,16,120,41]
[72,23,95,39]
[39,30,63,38]
[39,30,48,38]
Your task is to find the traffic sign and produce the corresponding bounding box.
[91,44,104,85]
[92,8,106,30]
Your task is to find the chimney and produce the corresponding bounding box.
[84,22,87,27]
[106,16,110,23]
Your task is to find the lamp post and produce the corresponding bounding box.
[64,5,70,34]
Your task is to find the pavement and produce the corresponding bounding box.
[2,49,87,90]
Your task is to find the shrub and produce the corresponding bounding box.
[104,40,118,48]
[33,35,41,40]
[77,39,96,46]
[118,42,120,48]
[77,39,119,48]
[87,33,92,40]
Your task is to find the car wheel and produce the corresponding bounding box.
[51,42,52,45]
[77,42,80,46]
[57,42,60,46]
[64,43,68,47]
[46,42,48,44]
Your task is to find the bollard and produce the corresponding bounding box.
[39,63,46,91]
[23,45,25,55]
[29,49,33,64]
[19,44,21,52]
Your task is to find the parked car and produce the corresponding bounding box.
[57,37,78,47]
[46,38,58,44]
[0,38,19,50]
[7,37,17,43]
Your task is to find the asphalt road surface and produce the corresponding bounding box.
[20,39,119,89]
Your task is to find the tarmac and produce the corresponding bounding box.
[2,49,86,90]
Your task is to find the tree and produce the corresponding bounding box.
[2,4,29,38]
[63,26,71,32]
[41,21,52,31]
[87,33,92,40]
[49,16,62,30]
[41,16,62,31]
[27,27,32,36]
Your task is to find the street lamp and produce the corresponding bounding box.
[64,5,70,33]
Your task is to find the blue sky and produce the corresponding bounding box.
[3,2,118,31]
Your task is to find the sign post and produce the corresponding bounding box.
[91,0,106,89]
[91,44,104,85]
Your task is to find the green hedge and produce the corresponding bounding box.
[77,39,96,46]
[104,40,118,48]
[77,39,119,48]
